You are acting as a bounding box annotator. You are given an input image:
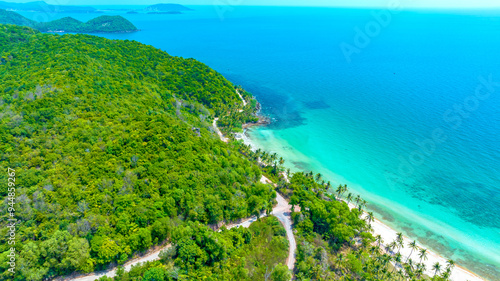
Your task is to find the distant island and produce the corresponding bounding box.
[147,11,183,15]
[0,9,139,33]
[0,0,97,13]
[145,3,193,12]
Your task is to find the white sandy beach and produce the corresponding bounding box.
[353,203,486,281]
[241,128,487,281]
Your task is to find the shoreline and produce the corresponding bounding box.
[240,125,488,281]
[352,203,487,281]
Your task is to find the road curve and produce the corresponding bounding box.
[66,177,294,281]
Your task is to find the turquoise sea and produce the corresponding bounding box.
[20,6,500,279]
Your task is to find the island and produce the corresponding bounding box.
[0,15,466,281]
[147,11,183,15]
[0,7,36,27]
[0,9,139,33]
[144,3,193,12]
[0,0,97,13]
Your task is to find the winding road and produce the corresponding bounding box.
[66,92,296,280]
[66,176,295,281]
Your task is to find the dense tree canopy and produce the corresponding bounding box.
[0,10,138,33]
[0,24,273,281]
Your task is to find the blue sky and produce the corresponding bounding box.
[3,0,500,8]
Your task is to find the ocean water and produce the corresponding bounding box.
[19,6,500,279]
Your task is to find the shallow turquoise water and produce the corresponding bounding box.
[20,6,500,279]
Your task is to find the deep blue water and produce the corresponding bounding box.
[20,6,500,279]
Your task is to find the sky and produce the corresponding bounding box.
[3,0,500,8]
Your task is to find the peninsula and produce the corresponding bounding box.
[0,9,139,33]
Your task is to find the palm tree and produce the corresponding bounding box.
[335,184,343,199]
[446,259,455,271]
[391,252,402,273]
[325,181,331,191]
[395,233,404,255]
[441,269,451,280]
[419,262,427,275]
[418,248,428,264]
[433,262,442,277]
[375,234,383,248]
[405,240,418,263]
[358,199,366,212]
[346,192,353,204]
[364,211,374,224]
[388,241,397,254]
[406,258,414,275]
[315,173,322,183]
[340,184,348,197]
[271,153,278,173]
[405,263,415,280]
[416,267,424,279]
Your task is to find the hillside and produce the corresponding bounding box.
[0,24,273,281]
[0,20,442,281]
[0,0,96,13]
[145,3,193,12]
[35,16,82,32]
[0,10,138,33]
[0,8,36,27]
[79,15,139,33]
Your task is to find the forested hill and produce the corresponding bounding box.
[0,9,139,33]
[0,24,274,280]
[0,1,97,13]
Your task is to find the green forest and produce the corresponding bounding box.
[0,10,139,33]
[96,217,290,281]
[0,24,456,281]
[0,24,273,281]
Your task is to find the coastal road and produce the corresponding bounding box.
[260,175,296,270]
[66,177,295,281]
[236,89,247,106]
[212,117,228,142]
[60,244,171,281]
[272,189,296,269]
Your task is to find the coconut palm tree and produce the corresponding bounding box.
[441,269,451,280]
[346,192,353,204]
[433,262,442,277]
[340,184,349,197]
[355,194,361,208]
[315,173,322,183]
[393,232,404,256]
[416,267,424,279]
[375,234,383,248]
[446,259,455,271]
[358,199,367,212]
[418,248,428,264]
[335,184,343,199]
[405,240,418,263]
[388,241,397,254]
[391,252,402,273]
